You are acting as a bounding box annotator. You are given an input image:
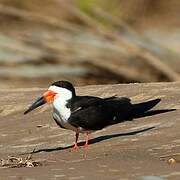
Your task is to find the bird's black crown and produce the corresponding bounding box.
[51,81,76,96]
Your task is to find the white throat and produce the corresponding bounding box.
[49,85,72,121]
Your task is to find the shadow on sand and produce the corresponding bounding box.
[30,108,175,154]
[31,126,154,154]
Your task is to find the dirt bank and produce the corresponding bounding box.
[0,82,180,179]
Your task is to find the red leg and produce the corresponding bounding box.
[83,132,90,149]
[71,132,79,151]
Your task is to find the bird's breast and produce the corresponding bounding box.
[52,99,78,132]
[53,98,71,119]
[53,110,78,132]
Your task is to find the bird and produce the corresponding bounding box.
[24,80,161,151]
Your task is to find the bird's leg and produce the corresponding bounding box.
[83,132,90,149]
[82,133,90,159]
[71,132,79,151]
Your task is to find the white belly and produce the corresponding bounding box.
[53,110,78,132]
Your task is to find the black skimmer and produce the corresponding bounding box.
[24,81,161,150]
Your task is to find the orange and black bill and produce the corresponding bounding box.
[24,90,56,115]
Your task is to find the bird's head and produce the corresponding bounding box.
[24,81,76,114]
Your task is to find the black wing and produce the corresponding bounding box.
[67,95,117,113]
[67,96,132,130]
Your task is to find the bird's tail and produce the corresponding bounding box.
[130,98,161,117]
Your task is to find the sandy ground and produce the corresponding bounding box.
[0,82,180,179]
